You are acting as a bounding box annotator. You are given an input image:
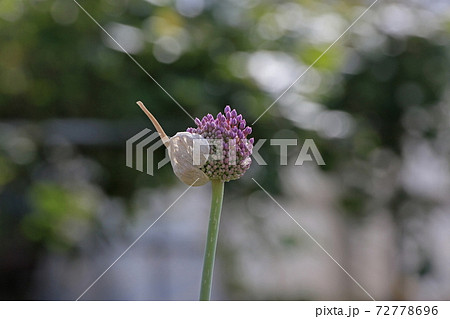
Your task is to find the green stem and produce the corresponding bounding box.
[200,179,225,301]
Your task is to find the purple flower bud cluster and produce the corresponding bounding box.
[187,105,254,182]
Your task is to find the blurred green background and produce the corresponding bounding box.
[1,0,450,300]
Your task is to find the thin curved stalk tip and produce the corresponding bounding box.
[136,101,170,147]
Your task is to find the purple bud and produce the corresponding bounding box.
[188,105,253,182]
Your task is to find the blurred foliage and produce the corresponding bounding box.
[22,182,95,250]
